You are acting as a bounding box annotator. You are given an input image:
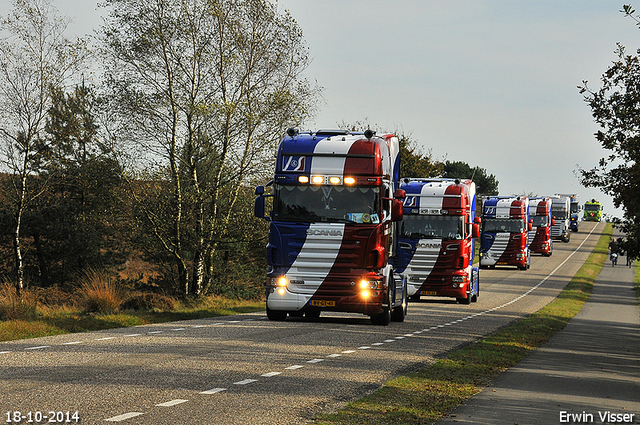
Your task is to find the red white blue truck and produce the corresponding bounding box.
[396,178,480,304]
[254,129,407,325]
[479,196,532,270]
[528,197,553,257]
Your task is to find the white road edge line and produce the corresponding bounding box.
[200,388,226,394]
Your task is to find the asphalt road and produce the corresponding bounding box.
[0,222,603,425]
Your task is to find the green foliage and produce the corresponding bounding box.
[441,160,499,195]
[579,40,640,259]
[399,134,443,178]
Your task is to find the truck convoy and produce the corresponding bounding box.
[551,195,571,242]
[583,199,603,222]
[395,178,480,304]
[528,197,553,257]
[254,128,407,325]
[479,196,532,270]
[556,193,580,232]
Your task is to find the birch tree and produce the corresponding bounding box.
[101,0,319,296]
[0,0,88,298]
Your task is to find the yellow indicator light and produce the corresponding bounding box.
[312,176,324,184]
[361,290,370,298]
[329,176,341,185]
[359,280,368,289]
[298,176,309,184]
[278,288,286,295]
[344,177,356,185]
[277,277,287,287]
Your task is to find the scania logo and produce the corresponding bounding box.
[306,229,343,237]
[416,242,441,249]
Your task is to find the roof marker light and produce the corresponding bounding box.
[344,177,356,185]
[329,176,341,185]
[312,176,324,184]
[298,176,309,184]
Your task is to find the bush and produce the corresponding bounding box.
[0,280,38,320]
[80,269,124,313]
[122,292,176,311]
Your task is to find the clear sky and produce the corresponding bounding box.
[2,0,637,219]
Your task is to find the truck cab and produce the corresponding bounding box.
[480,196,531,270]
[396,178,480,304]
[255,128,407,325]
[551,195,571,242]
[528,197,553,256]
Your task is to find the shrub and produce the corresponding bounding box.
[122,292,176,311]
[80,269,124,313]
[0,280,38,320]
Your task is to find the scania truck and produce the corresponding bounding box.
[556,193,580,232]
[479,196,532,270]
[396,178,480,304]
[583,199,603,222]
[528,197,553,256]
[551,195,571,242]
[254,128,407,325]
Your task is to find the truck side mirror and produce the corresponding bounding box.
[472,223,480,238]
[254,185,270,220]
[393,189,406,200]
[391,199,404,222]
[551,218,556,226]
[474,217,482,225]
[528,220,533,232]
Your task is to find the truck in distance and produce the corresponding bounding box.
[528,197,553,257]
[556,193,580,232]
[479,196,532,270]
[396,178,480,304]
[254,128,407,325]
[583,199,603,222]
[550,195,571,242]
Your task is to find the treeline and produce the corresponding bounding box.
[0,0,499,300]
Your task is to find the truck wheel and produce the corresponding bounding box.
[391,281,407,322]
[371,287,392,325]
[457,293,471,304]
[266,307,287,321]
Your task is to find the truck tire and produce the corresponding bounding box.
[371,287,392,325]
[266,307,287,321]
[391,281,407,322]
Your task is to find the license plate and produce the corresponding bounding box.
[310,300,335,307]
[420,291,437,296]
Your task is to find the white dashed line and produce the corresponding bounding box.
[96,337,116,341]
[200,388,227,394]
[171,328,186,331]
[261,372,282,377]
[156,399,188,407]
[234,379,258,385]
[147,331,163,334]
[25,346,50,350]
[0,351,12,354]
[371,342,384,346]
[383,339,395,343]
[358,346,371,349]
[341,350,356,354]
[63,341,82,345]
[124,334,141,337]
[307,359,324,364]
[105,412,144,422]
[326,354,341,358]
[285,365,304,370]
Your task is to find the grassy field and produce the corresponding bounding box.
[0,286,264,342]
[314,223,616,425]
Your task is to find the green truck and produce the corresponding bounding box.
[583,199,603,222]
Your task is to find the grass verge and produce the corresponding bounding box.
[315,223,613,425]
[0,296,264,342]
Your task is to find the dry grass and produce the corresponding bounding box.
[79,269,125,313]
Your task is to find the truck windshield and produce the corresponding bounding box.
[553,210,567,220]
[584,204,600,211]
[273,184,380,223]
[531,215,548,227]
[483,218,524,233]
[400,215,465,240]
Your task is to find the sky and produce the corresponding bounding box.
[2,0,638,220]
